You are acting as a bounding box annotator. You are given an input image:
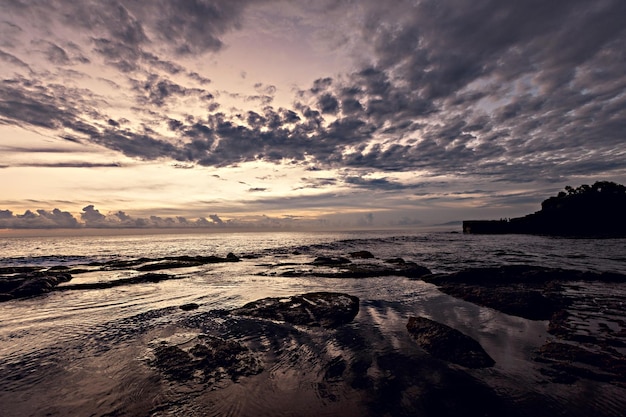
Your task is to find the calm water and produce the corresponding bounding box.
[1,230,625,416]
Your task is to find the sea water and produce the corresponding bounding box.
[1,230,625,416]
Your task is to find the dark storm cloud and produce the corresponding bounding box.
[344,176,411,191]
[318,93,339,114]
[2,0,261,73]
[294,0,626,182]
[130,75,209,107]
[0,77,86,130]
[0,0,624,187]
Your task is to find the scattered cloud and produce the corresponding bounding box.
[1,0,625,228]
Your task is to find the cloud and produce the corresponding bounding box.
[81,205,107,227]
[12,162,122,168]
[0,49,32,72]
[188,72,212,85]
[343,176,410,191]
[208,214,223,224]
[131,74,208,107]
[0,208,80,229]
[0,0,625,191]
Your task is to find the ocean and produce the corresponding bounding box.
[1,230,625,416]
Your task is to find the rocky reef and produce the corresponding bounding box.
[0,253,240,302]
[230,292,360,328]
[151,334,263,383]
[0,272,72,301]
[406,316,495,368]
[423,265,626,385]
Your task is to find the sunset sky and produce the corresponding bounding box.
[1,0,625,230]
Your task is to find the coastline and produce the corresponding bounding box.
[1,232,625,416]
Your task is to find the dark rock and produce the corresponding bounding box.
[331,262,430,279]
[534,342,626,384]
[0,273,72,301]
[151,334,262,383]
[422,266,574,320]
[350,250,375,259]
[385,258,406,264]
[0,266,43,275]
[311,256,352,266]
[406,316,495,368]
[47,265,70,271]
[180,303,199,311]
[0,293,15,302]
[231,292,360,328]
[226,252,239,261]
[136,254,240,272]
[152,345,195,380]
[58,273,179,291]
[278,260,431,279]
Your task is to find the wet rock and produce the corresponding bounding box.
[312,256,352,266]
[0,266,43,275]
[406,316,495,368]
[231,292,360,328]
[180,303,200,311]
[137,254,240,272]
[332,262,430,279]
[226,252,239,261]
[58,273,179,291]
[385,258,406,264]
[152,334,262,383]
[423,266,573,320]
[153,345,195,380]
[276,260,431,279]
[534,342,626,384]
[0,273,72,301]
[350,250,375,259]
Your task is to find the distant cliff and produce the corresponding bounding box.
[463,181,626,237]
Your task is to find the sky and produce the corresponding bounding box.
[1,0,625,231]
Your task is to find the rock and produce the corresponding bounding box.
[231,292,360,328]
[534,342,626,384]
[406,316,495,368]
[385,258,406,264]
[0,266,42,275]
[58,273,179,291]
[0,273,72,301]
[276,260,431,279]
[350,250,375,259]
[180,303,200,311]
[311,256,352,266]
[152,345,195,380]
[152,334,262,383]
[422,266,572,320]
[136,254,240,272]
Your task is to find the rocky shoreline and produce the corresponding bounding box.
[2,249,626,415]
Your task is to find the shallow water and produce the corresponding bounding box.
[1,231,625,416]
